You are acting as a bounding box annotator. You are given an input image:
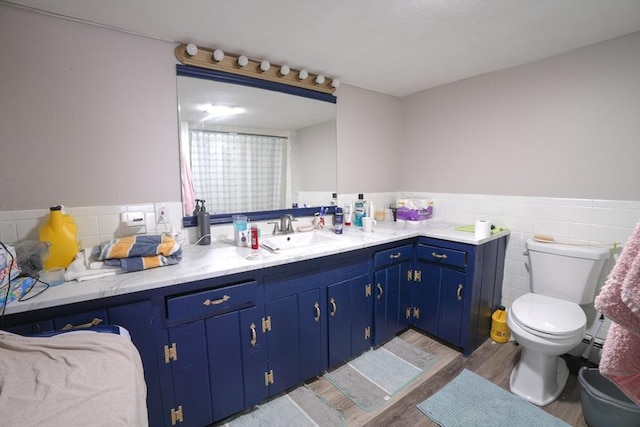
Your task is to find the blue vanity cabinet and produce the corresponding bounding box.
[372,243,413,346]
[163,278,267,426]
[411,236,507,356]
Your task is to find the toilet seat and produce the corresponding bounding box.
[511,293,586,339]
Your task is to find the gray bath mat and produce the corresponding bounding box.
[324,337,437,411]
[224,385,345,427]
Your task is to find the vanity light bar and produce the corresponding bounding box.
[175,44,337,95]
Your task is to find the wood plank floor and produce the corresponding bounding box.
[307,328,587,426]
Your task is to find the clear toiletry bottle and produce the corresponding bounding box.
[331,193,337,206]
[354,193,367,227]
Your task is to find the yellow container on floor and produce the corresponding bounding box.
[490,306,510,343]
[39,206,79,270]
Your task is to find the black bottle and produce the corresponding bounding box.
[195,199,211,245]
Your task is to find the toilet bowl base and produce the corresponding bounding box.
[510,347,569,406]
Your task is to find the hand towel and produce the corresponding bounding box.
[98,234,182,272]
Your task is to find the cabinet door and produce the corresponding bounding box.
[351,273,372,356]
[298,288,323,381]
[374,262,407,345]
[240,306,269,408]
[265,295,300,396]
[327,274,372,366]
[168,321,212,427]
[108,302,163,427]
[327,279,352,366]
[207,311,244,422]
[437,268,466,347]
[413,261,441,336]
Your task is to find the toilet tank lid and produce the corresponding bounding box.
[526,238,611,260]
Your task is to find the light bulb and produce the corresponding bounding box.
[315,75,325,84]
[298,69,308,80]
[279,65,290,76]
[331,79,341,88]
[186,44,198,56]
[260,60,270,72]
[213,49,224,62]
[237,55,249,67]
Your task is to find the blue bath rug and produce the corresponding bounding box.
[417,369,570,427]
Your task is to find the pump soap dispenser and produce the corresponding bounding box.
[195,199,211,245]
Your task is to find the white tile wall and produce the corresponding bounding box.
[0,202,184,249]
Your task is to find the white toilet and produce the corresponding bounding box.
[508,238,610,406]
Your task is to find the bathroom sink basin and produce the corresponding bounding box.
[261,232,339,252]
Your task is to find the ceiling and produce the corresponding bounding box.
[4,0,640,97]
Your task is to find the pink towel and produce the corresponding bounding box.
[621,251,640,317]
[595,220,640,336]
[598,323,640,404]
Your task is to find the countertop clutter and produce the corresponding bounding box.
[4,220,509,316]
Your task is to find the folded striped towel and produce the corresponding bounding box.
[98,234,182,272]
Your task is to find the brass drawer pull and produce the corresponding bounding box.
[203,295,230,306]
[62,317,103,330]
[330,298,337,317]
[431,252,448,260]
[389,252,402,259]
[456,284,463,301]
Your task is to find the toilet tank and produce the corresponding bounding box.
[526,239,610,304]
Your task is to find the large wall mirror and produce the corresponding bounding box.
[177,65,337,226]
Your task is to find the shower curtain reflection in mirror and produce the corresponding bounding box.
[183,130,289,215]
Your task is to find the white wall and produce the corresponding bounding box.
[335,84,403,194]
[0,5,180,210]
[401,32,640,201]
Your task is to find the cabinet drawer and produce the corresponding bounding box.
[374,244,413,269]
[416,244,467,269]
[167,281,257,322]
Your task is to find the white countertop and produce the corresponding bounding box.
[4,221,509,316]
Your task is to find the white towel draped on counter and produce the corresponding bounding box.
[0,330,148,426]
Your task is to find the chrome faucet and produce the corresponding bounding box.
[269,214,295,235]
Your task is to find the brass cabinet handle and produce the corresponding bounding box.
[314,302,321,322]
[377,283,383,300]
[456,284,463,301]
[250,322,257,346]
[62,317,103,330]
[389,252,401,259]
[330,298,337,317]
[431,252,448,260]
[203,295,230,306]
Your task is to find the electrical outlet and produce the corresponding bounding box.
[155,203,168,224]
